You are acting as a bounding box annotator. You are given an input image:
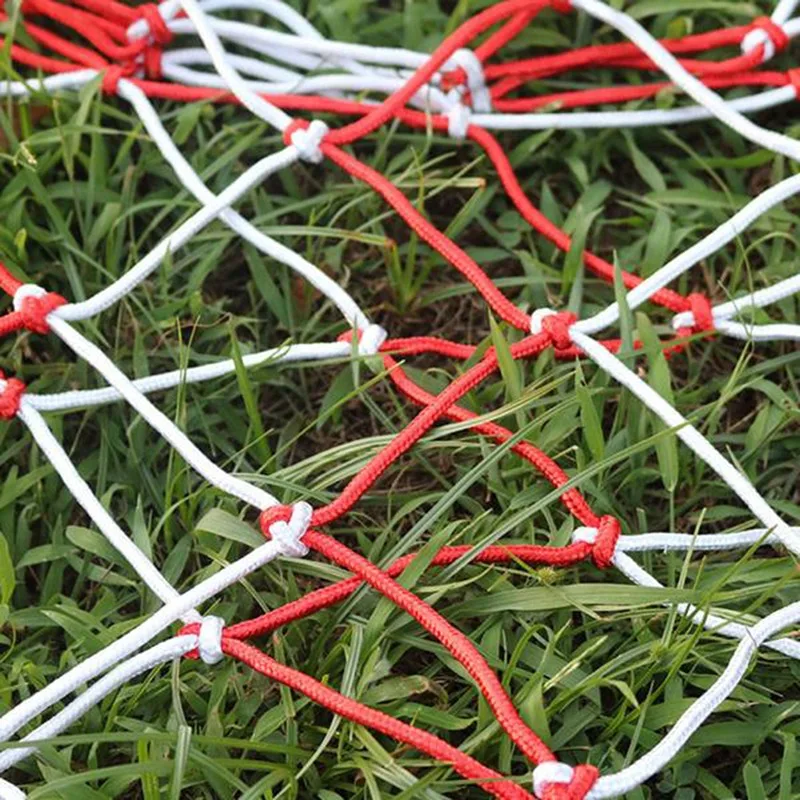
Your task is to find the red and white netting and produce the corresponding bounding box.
[0,1,798,798]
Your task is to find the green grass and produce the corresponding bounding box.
[0,1,799,798]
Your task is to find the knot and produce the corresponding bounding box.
[0,373,25,421]
[742,17,789,62]
[533,762,599,800]
[13,284,66,334]
[444,49,491,112]
[102,65,128,95]
[572,516,620,569]
[446,100,472,140]
[144,45,163,80]
[551,0,572,13]
[197,615,225,665]
[259,502,312,558]
[531,309,577,350]
[688,293,714,333]
[356,323,388,357]
[138,4,173,45]
[283,119,329,164]
[337,324,388,356]
[672,293,714,335]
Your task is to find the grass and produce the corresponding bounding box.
[0,0,799,797]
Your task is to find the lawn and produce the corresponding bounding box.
[0,0,798,798]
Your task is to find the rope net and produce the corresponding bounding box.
[0,0,798,797]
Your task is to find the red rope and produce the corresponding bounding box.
[273,527,558,765]
[222,638,536,800]
[326,0,552,146]
[0,373,25,420]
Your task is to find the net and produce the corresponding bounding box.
[0,1,798,798]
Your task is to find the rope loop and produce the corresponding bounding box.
[446,100,472,140]
[14,284,66,334]
[531,309,577,350]
[197,615,225,665]
[0,373,25,421]
[102,65,129,95]
[138,4,173,46]
[572,516,620,569]
[688,292,715,333]
[259,502,313,558]
[593,515,621,569]
[741,17,789,62]
[283,119,329,164]
[533,762,599,799]
[356,323,389,356]
[447,49,491,112]
[144,45,163,80]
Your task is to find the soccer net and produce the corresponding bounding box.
[0,1,798,798]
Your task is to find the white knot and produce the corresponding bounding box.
[530,307,558,335]
[197,615,225,665]
[446,48,492,112]
[269,501,312,558]
[572,526,598,546]
[0,778,26,800]
[446,101,472,140]
[356,324,388,357]
[741,28,775,62]
[290,120,329,164]
[13,283,46,311]
[533,762,574,798]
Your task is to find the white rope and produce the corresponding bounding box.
[117,79,370,329]
[571,0,800,163]
[46,314,279,511]
[740,7,800,61]
[533,762,575,798]
[288,118,329,164]
[671,273,800,342]
[354,323,389,357]
[0,69,97,98]
[0,636,197,775]
[24,341,352,413]
[176,0,293,131]
[0,778,25,800]
[159,53,449,106]
[573,529,800,659]
[265,501,312,558]
[613,549,800,659]
[446,99,472,140]
[587,600,800,798]
[530,307,558,335]
[570,329,800,556]
[15,400,196,618]
[56,145,301,322]
[615,529,788,553]
[575,172,800,336]
[0,538,283,743]
[448,48,492,112]
[197,616,225,664]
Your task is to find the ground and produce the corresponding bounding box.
[0,1,799,798]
